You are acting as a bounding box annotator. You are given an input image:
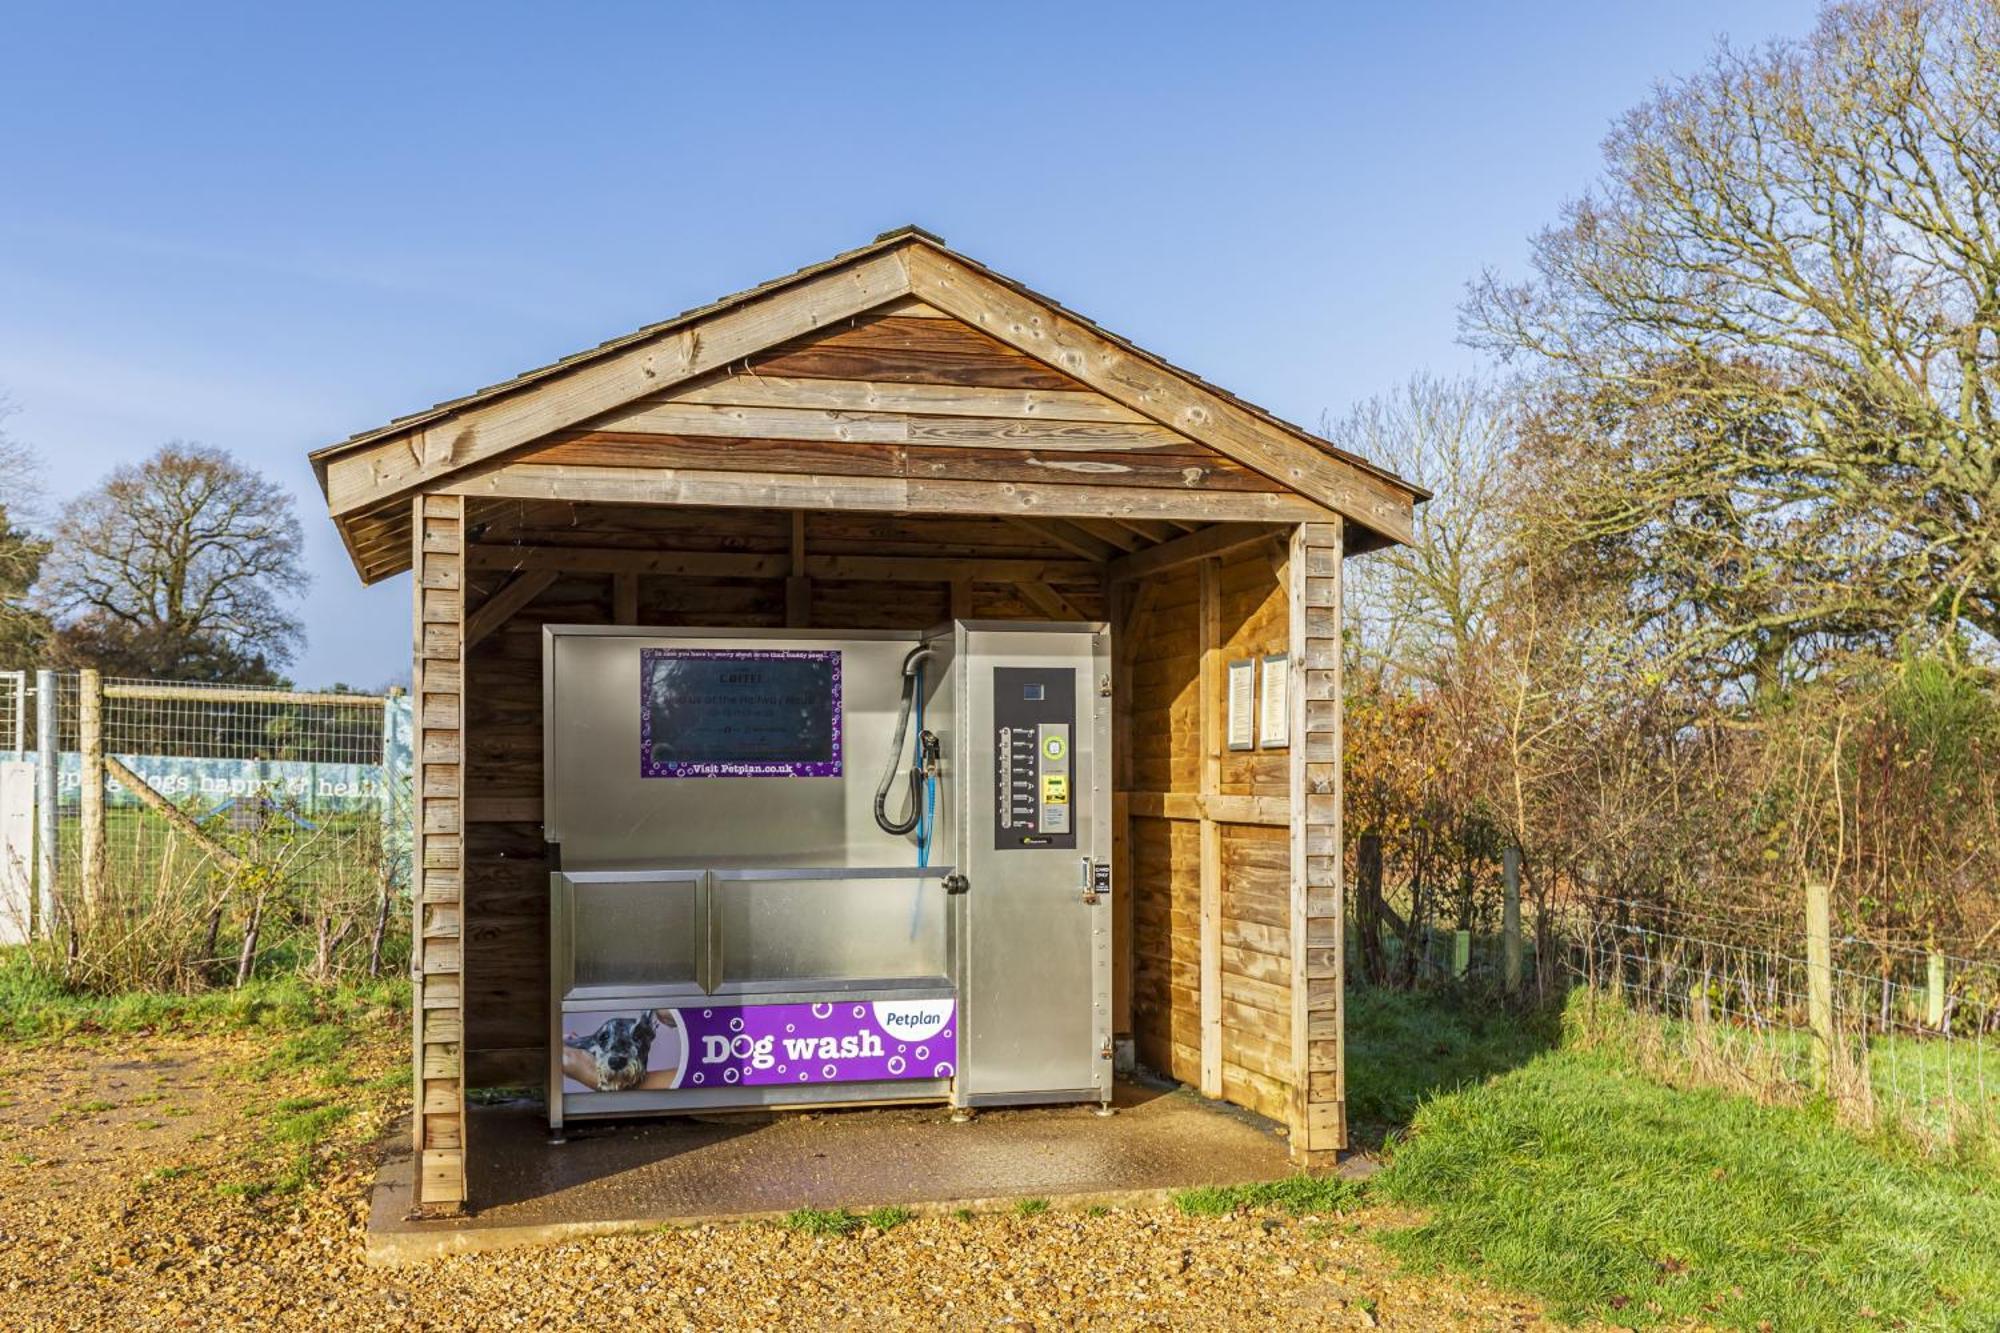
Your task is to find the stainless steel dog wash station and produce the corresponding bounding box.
[545,621,1112,1134]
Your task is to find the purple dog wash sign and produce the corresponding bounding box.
[680,999,955,1089]
[640,647,841,778]
[561,999,956,1094]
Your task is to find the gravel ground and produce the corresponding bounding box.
[0,1027,1598,1331]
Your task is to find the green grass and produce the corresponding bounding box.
[1665,1012,2000,1141]
[221,1095,358,1199]
[781,1206,862,1237]
[1172,1173,1367,1217]
[0,947,409,1042]
[1366,991,2000,1330]
[1343,982,1559,1143]
[1013,1197,1049,1217]
[864,1205,913,1230]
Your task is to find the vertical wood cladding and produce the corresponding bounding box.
[1289,520,1345,1157]
[411,494,467,1207]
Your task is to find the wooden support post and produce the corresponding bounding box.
[1287,519,1344,1163]
[785,510,811,628]
[611,572,639,625]
[411,494,468,1210]
[1502,848,1523,995]
[1109,577,1133,1047]
[1925,949,1947,1032]
[78,668,104,913]
[1806,881,1833,1090]
[1197,556,1223,1099]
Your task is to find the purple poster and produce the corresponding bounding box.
[640,647,842,778]
[561,998,956,1094]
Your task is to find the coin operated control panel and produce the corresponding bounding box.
[992,666,1077,850]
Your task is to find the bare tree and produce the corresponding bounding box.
[0,401,50,666]
[1467,0,2000,688]
[37,443,308,680]
[1330,374,1512,690]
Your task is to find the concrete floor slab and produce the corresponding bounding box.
[367,1080,1296,1264]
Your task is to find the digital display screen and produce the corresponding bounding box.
[639,648,841,778]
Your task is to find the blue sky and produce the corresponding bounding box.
[0,1,1824,688]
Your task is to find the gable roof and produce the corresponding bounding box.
[311,227,1426,579]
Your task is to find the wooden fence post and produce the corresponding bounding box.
[1925,949,1947,1033]
[78,669,104,914]
[1805,881,1834,1089]
[1502,847,1522,995]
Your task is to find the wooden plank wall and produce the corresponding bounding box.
[1126,565,1199,1085]
[410,494,468,1208]
[1123,539,1298,1126]
[1215,543,1294,1123]
[458,503,1104,1085]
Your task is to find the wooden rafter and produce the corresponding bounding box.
[1108,517,1181,544]
[1107,522,1288,583]
[1015,581,1087,620]
[1068,518,1145,552]
[999,516,1120,563]
[464,570,557,650]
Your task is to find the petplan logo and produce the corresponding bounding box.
[871,999,953,1042]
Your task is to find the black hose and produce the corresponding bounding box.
[874,644,932,836]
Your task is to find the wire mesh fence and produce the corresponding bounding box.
[0,670,25,754]
[1,670,412,991]
[1555,898,1999,1151]
[1356,871,1999,1155]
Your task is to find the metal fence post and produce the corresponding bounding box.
[78,669,104,913]
[1805,881,1833,1090]
[1502,847,1522,994]
[34,670,56,936]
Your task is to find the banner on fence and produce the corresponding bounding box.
[0,753,398,812]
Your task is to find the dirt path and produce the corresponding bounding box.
[0,1028,1590,1331]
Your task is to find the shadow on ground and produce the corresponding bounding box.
[1341,983,1562,1149]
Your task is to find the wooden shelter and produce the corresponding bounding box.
[311,227,1424,1210]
